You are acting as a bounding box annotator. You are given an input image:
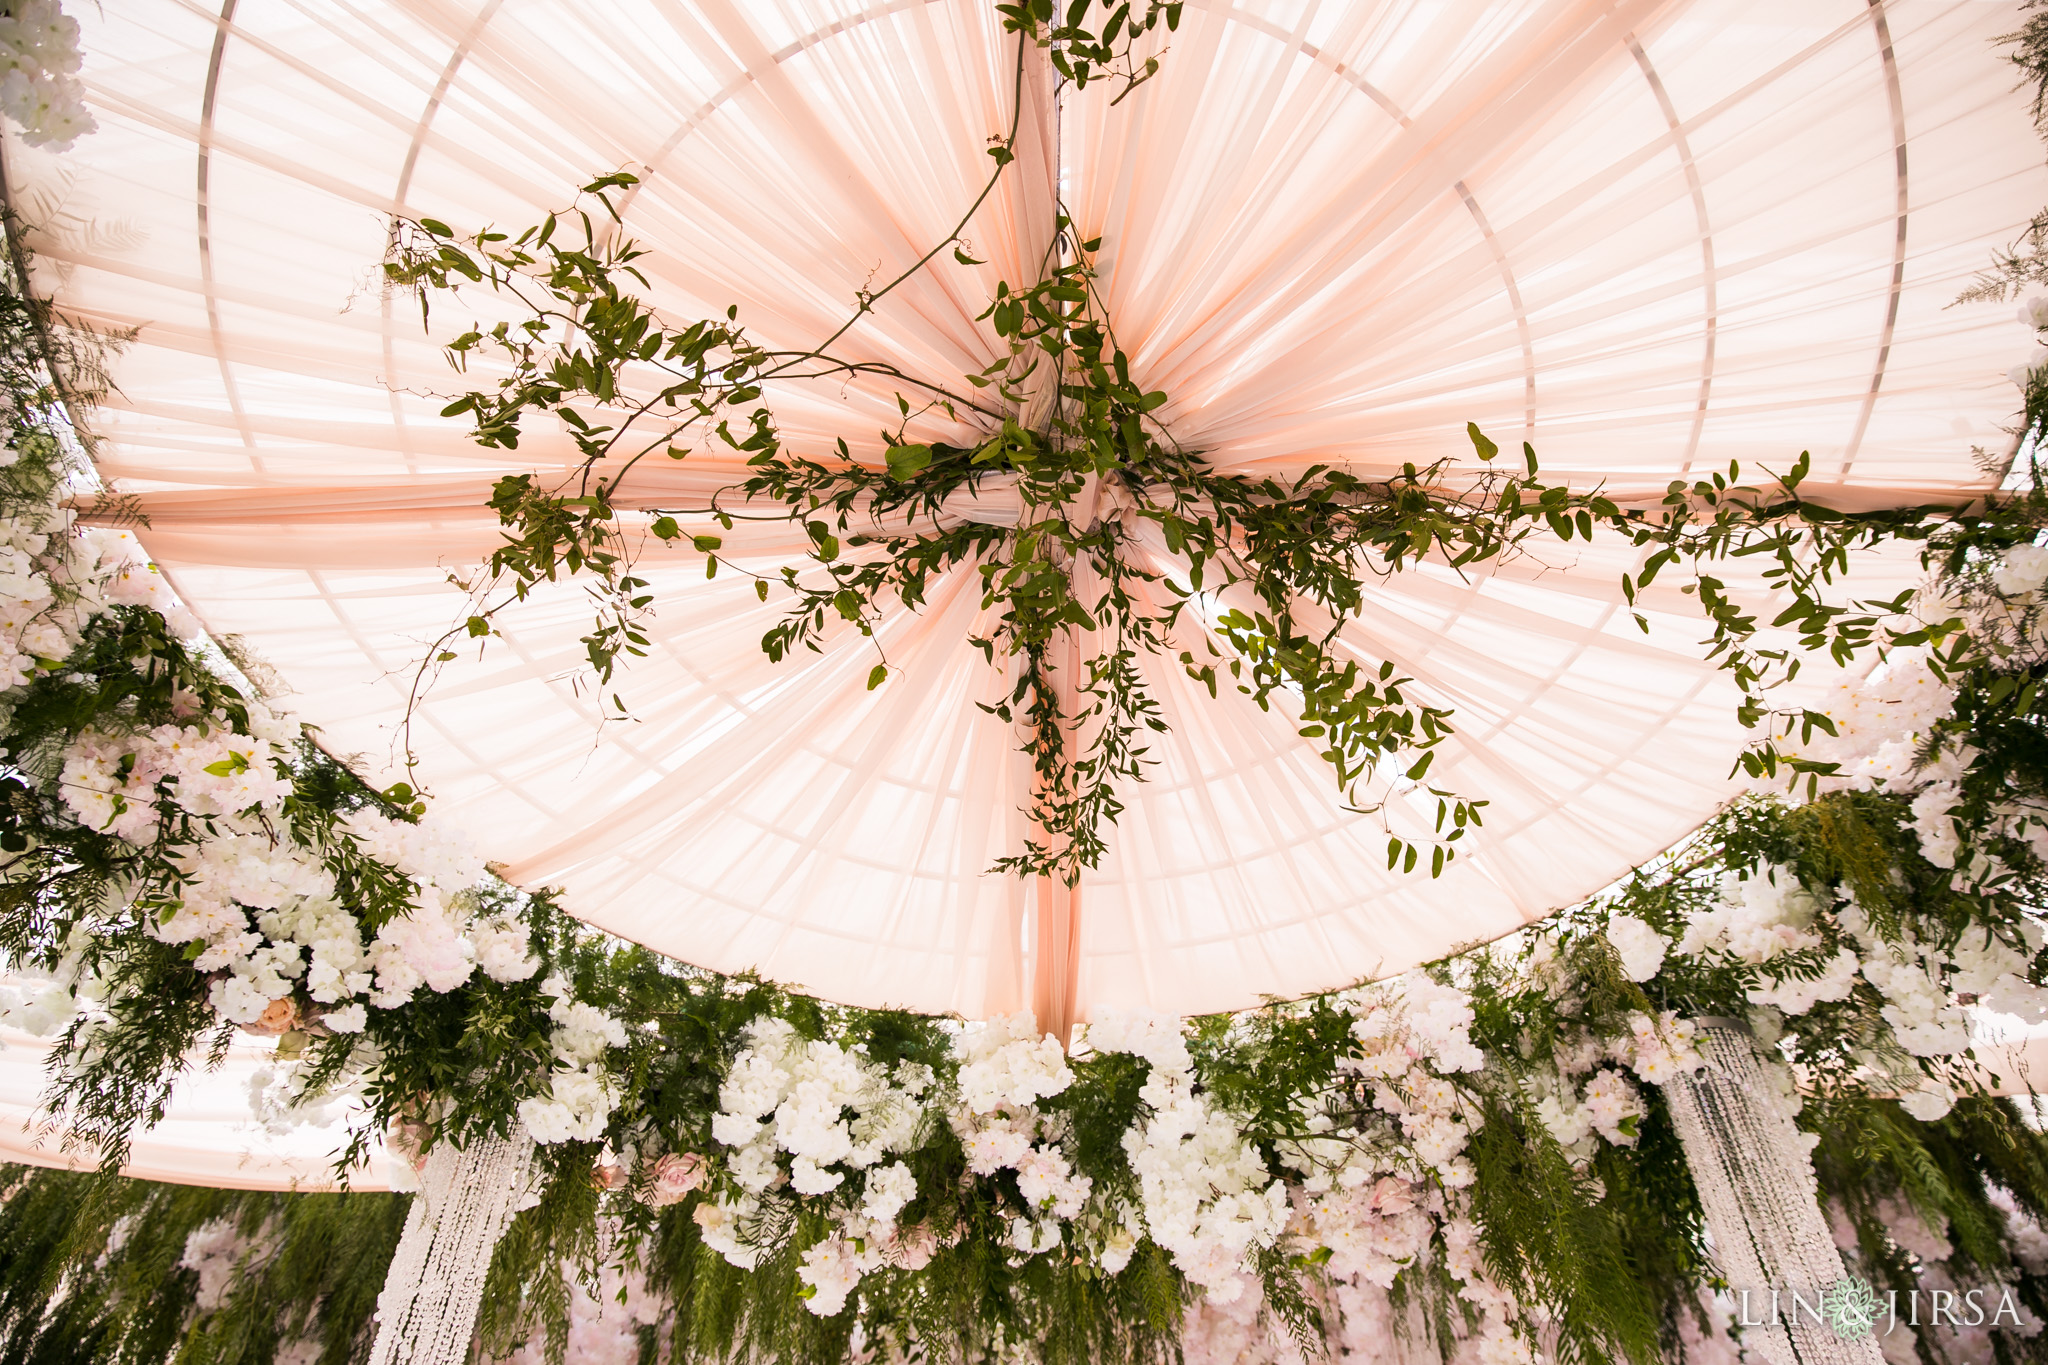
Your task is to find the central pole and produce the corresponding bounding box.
[1031,627,1083,1050]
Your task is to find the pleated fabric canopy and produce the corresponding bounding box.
[19,0,2047,1022]
[0,1028,390,1191]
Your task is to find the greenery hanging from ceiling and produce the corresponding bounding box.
[8,1,2048,1364]
[380,9,1959,884]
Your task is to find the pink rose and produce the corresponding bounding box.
[1371,1177,1416,1215]
[593,1163,629,1192]
[240,996,299,1038]
[883,1222,938,1270]
[643,1151,706,1207]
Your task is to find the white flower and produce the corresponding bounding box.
[1009,1217,1062,1255]
[961,1118,1032,1175]
[471,915,540,982]
[1080,1008,1192,1075]
[1621,1012,1703,1085]
[322,1002,366,1033]
[1748,947,1861,1017]
[209,973,279,1027]
[517,1065,614,1144]
[366,888,476,1004]
[340,808,486,893]
[1992,543,2048,598]
[0,0,95,150]
[543,989,626,1067]
[1580,1069,1645,1147]
[1014,1144,1092,1219]
[728,1138,781,1194]
[1122,1081,1287,1298]
[797,1236,864,1316]
[861,1161,918,1226]
[694,1197,765,1270]
[1900,1080,1954,1123]
[1677,866,1822,963]
[1909,784,1963,869]
[1605,915,1667,982]
[954,1012,1073,1112]
[179,1217,266,1312]
[788,1155,843,1195]
[1474,1319,1535,1365]
[1097,1223,1138,1275]
[1,975,74,1035]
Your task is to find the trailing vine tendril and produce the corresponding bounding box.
[385,2,1970,884]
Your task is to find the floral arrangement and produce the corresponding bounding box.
[0,0,92,151]
[0,309,583,1167]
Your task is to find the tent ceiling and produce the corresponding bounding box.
[22,0,2047,1018]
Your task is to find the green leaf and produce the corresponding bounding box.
[1466,422,1498,461]
[650,516,681,540]
[885,443,934,480]
[867,663,889,691]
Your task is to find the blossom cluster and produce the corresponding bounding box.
[1118,1051,1286,1302]
[0,381,581,1150]
[492,1249,667,1365]
[0,0,93,150]
[178,1216,277,1314]
[1296,977,1531,1356]
[46,682,542,1037]
[1624,860,2043,1120]
[952,1012,1093,1260]
[1655,617,2048,1119]
[516,979,627,1143]
[696,1014,934,1307]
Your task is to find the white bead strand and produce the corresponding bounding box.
[368,1125,538,1365]
[1663,1021,1881,1365]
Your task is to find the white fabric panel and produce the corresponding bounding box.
[0,1030,389,1191]
[13,0,2046,1017]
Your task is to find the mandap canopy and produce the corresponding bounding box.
[19,0,2048,1030]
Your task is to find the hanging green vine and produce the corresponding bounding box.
[388,146,1962,885]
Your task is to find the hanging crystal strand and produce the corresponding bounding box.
[369,1125,538,1365]
[1662,1020,1881,1365]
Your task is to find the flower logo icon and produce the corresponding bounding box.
[1826,1276,1884,1340]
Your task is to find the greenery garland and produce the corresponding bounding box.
[381,1,1966,880]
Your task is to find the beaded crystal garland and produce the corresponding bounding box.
[1664,1021,1881,1365]
[368,1126,537,1365]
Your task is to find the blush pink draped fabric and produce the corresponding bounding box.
[13,0,2046,1030]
